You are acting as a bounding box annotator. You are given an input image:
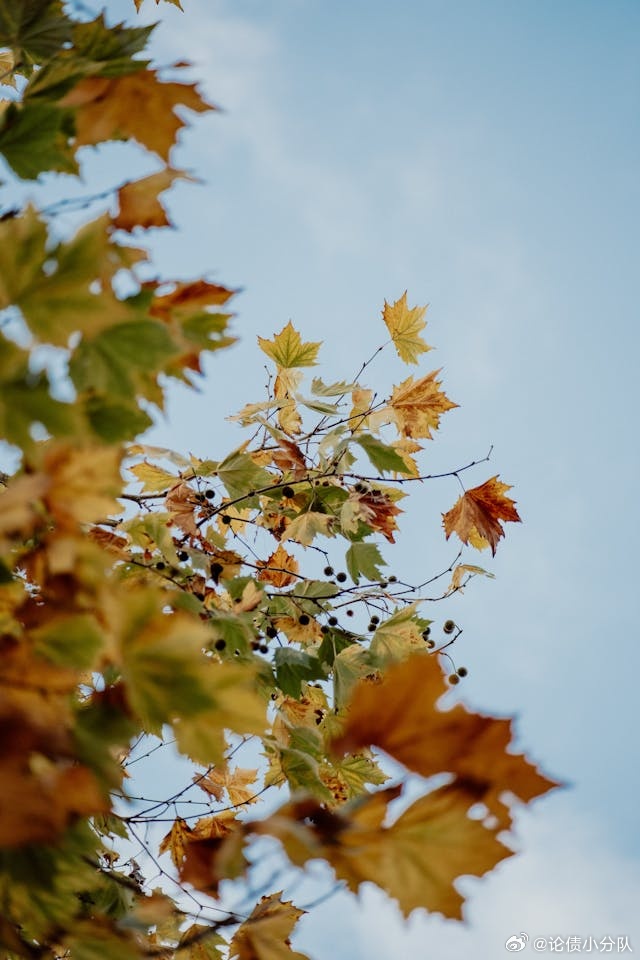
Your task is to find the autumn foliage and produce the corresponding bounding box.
[0,3,556,958]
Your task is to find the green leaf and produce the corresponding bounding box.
[71,320,177,402]
[369,603,426,666]
[0,337,82,448]
[0,206,47,309]
[317,628,355,667]
[84,394,152,443]
[282,511,334,547]
[0,0,72,66]
[215,450,273,500]
[355,434,409,474]
[333,644,374,708]
[345,541,387,584]
[31,614,104,669]
[120,593,214,734]
[0,101,77,179]
[274,648,326,698]
[258,321,321,368]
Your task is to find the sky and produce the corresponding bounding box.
[6,0,640,956]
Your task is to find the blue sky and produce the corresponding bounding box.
[6,0,640,955]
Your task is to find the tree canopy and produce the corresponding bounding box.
[0,2,557,958]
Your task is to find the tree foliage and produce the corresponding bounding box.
[0,3,557,958]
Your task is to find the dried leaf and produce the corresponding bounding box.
[388,369,457,439]
[443,476,521,555]
[257,545,300,588]
[113,168,191,231]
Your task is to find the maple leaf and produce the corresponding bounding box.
[257,544,300,588]
[281,511,334,547]
[272,438,307,478]
[229,893,309,960]
[443,476,521,555]
[195,767,259,806]
[165,480,200,536]
[341,488,401,543]
[113,168,191,231]
[388,369,458,439]
[332,653,558,828]
[159,817,193,870]
[258,322,321,369]
[149,279,234,322]
[62,69,212,161]
[382,292,432,364]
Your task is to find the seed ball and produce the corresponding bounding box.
[370,615,380,625]
[346,609,354,617]
[298,614,310,625]
[457,666,468,677]
[388,575,398,583]
[448,673,460,685]
[205,489,215,499]
[266,626,278,639]
[177,550,189,562]
[221,515,231,525]
[282,486,295,498]
[324,566,334,576]
[155,561,166,570]
[214,639,226,651]
[427,639,436,649]
[443,620,456,634]
[259,644,269,654]
[422,627,431,639]
[328,616,338,627]
[336,572,347,583]
[367,623,376,632]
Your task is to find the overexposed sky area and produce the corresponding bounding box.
[4,0,639,956]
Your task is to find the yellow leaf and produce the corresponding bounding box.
[448,562,495,593]
[159,817,192,870]
[229,892,309,960]
[195,766,259,806]
[382,292,432,364]
[388,369,458,439]
[258,322,321,369]
[129,459,178,492]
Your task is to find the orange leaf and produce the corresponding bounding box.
[443,476,521,555]
[331,653,558,828]
[113,168,191,231]
[62,70,213,162]
[257,545,300,588]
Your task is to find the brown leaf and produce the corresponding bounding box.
[272,439,307,478]
[443,476,521,556]
[331,653,558,828]
[62,70,213,161]
[113,169,191,231]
